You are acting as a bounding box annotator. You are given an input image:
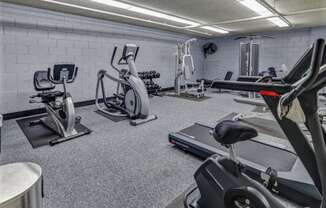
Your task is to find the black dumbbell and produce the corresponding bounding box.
[146,72,152,79]
[139,72,146,79]
[150,71,156,78]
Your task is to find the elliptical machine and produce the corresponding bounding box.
[95,44,157,126]
[184,39,326,208]
[30,64,91,145]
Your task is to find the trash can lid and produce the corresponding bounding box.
[0,162,42,205]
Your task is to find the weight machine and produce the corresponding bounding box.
[173,38,205,98]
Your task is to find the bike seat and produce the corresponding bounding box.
[212,120,258,145]
[34,71,55,91]
[39,91,64,97]
[34,91,64,104]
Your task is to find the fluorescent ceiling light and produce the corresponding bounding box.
[237,0,290,28]
[238,0,273,16]
[201,26,229,34]
[91,0,199,26]
[42,0,231,36]
[186,29,212,36]
[268,17,289,27]
[128,7,199,26]
[41,0,181,28]
[91,0,131,9]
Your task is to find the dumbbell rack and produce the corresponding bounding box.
[138,71,162,96]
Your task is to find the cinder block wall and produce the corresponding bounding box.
[0,4,4,113]
[0,2,204,114]
[201,28,326,80]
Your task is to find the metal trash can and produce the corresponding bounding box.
[0,162,43,208]
[0,114,2,153]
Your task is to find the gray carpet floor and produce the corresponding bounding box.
[0,92,253,208]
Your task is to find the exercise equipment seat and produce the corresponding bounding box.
[32,71,64,105]
[212,120,258,145]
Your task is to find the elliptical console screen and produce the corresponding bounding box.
[122,44,138,59]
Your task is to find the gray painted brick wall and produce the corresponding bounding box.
[0,2,204,114]
[6,2,325,114]
[201,28,326,80]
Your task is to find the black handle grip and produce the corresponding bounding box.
[281,39,325,106]
[110,47,118,67]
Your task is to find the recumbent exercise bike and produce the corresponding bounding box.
[30,64,91,145]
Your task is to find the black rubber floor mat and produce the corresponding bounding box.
[17,114,91,148]
[165,93,211,102]
[94,110,128,122]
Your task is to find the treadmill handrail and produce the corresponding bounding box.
[212,40,325,96]
[310,65,326,91]
[211,80,292,94]
[237,76,283,83]
[280,39,324,106]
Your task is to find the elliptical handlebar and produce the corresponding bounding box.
[110,46,121,73]
[129,47,139,61]
[121,44,139,63]
[280,39,325,107]
[110,45,140,74]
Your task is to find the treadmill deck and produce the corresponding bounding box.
[175,123,296,172]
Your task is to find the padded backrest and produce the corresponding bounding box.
[183,55,195,80]
[224,71,233,81]
[267,67,277,77]
[34,71,55,91]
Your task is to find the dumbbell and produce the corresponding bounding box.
[148,84,156,91]
[146,72,152,79]
[138,72,145,79]
[147,71,155,79]
[148,71,159,79]
[141,72,146,79]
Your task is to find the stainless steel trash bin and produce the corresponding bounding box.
[0,114,2,152]
[0,162,43,208]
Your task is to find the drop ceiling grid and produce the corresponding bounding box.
[2,0,326,37]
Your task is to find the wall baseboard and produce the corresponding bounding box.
[3,99,97,120]
[3,87,173,120]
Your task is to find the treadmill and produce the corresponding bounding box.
[169,41,326,207]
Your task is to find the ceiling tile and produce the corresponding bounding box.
[3,0,326,37]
